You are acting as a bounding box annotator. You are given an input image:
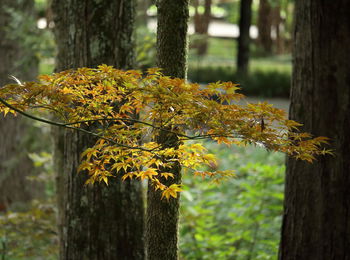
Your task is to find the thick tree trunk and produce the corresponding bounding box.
[0,0,41,211]
[237,0,252,76]
[53,0,135,69]
[146,1,188,259]
[257,0,273,54]
[51,1,144,259]
[279,1,350,259]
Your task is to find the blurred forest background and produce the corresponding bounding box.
[1,0,294,259]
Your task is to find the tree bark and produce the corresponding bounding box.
[51,1,144,259]
[146,1,188,259]
[237,0,252,76]
[155,0,188,79]
[257,0,273,54]
[0,0,41,211]
[279,1,350,259]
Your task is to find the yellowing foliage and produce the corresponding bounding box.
[0,65,332,199]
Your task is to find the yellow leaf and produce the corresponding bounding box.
[203,154,217,163]
[190,143,206,152]
[160,172,174,180]
[77,161,92,173]
[61,87,72,94]
[2,107,12,117]
[102,176,108,185]
[161,184,183,200]
[84,178,94,186]
[138,168,158,181]
[153,179,167,191]
[215,136,231,145]
[122,171,136,181]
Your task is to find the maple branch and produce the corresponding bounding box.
[64,118,244,141]
[63,117,195,139]
[29,104,67,119]
[65,118,235,142]
[0,97,153,153]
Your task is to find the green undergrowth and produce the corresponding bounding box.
[0,200,58,259]
[180,142,285,260]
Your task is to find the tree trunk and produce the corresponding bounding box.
[257,0,273,54]
[155,0,188,79]
[146,1,188,259]
[0,0,41,211]
[279,1,350,259]
[51,1,144,259]
[136,0,150,25]
[271,5,284,54]
[237,0,252,76]
[193,0,211,56]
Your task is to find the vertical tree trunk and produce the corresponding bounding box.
[237,0,252,76]
[193,0,211,56]
[279,1,350,259]
[257,0,273,54]
[51,1,144,259]
[155,0,188,78]
[271,5,284,54]
[136,0,150,25]
[0,0,41,211]
[146,1,188,259]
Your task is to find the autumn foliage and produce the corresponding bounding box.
[0,65,331,199]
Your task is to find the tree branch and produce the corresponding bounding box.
[0,97,153,153]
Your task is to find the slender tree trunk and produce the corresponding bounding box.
[193,0,211,56]
[155,0,188,79]
[51,1,144,259]
[0,0,41,211]
[257,0,273,54]
[136,0,150,25]
[279,1,350,259]
[271,5,284,54]
[237,0,252,76]
[146,1,189,259]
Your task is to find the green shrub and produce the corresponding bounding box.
[188,65,291,98]
[242,69,291,97]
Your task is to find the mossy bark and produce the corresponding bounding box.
[155,0,188,79]
[0,0,41,211]
[51,1,144,259]
[146,1,189,259]
[279,1,350,259]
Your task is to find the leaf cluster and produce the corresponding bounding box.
[0,65,331,199]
